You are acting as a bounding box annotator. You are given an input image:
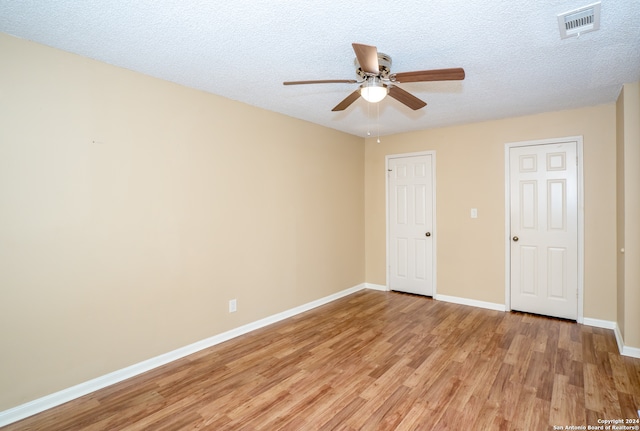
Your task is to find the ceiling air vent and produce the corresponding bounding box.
[557,2,601,39]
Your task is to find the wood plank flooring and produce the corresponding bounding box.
[3,290,640,430]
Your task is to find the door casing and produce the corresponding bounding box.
[385,151,437,295]
[504,136,584,323]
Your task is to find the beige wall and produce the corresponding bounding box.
[0,34,365,410]
[365,105,617,319]
[616,82,640,348]
[616,88,626,337]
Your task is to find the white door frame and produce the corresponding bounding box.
[385,151,437,295]
[504,136,584,322]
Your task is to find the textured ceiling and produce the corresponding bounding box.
[1,0,639,137]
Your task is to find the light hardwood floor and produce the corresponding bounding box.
[3,290,640,430]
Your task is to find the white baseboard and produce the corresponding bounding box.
[0,283,368,427]
[364,283,388,291]
[435,294,507,312]
[582,318,640,359]
[621,344,640,358]
[613,324,626,357]
[582,317,617,330]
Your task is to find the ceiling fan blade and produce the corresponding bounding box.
[331,90,361,111]
[393,68,465,83]
[283,79,358,85]
[352,43,379,75]
[388,86,427,110]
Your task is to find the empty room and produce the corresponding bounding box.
[1,1,639,429]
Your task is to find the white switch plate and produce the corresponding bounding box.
[471,208,478,219]
[229,299,237,313]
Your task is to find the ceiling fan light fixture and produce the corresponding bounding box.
[360,78,388,103]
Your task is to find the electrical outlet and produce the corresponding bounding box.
[470,208,478,219]
[229,299,237,313]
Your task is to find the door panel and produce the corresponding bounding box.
[510,142,578,320]
[548,180,566,230]
[548,247,566,298]
[520,245,538,295]
[389,154,434,296]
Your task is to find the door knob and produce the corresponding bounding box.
[512,236,519,242]
[425,232,431,237]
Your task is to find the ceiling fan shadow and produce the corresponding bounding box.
[337,98,428,121]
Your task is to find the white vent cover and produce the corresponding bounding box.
[557,2,601,39]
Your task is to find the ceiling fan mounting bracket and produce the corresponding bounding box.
[355,52,392,79]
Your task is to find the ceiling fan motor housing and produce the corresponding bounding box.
[355,53,392,79]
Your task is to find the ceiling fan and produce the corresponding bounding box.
[283,43,465,112]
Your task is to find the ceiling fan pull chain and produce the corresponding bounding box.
[377,103,381,144]
[367,98,371,137]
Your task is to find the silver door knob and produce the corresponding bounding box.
[512,236,519,242]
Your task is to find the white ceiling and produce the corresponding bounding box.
[1,0,639,137]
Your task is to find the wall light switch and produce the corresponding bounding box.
[471,208,478,219]
[229,299,237,313]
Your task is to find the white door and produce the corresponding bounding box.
[509,141,578,320]
[388,154,434,296]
